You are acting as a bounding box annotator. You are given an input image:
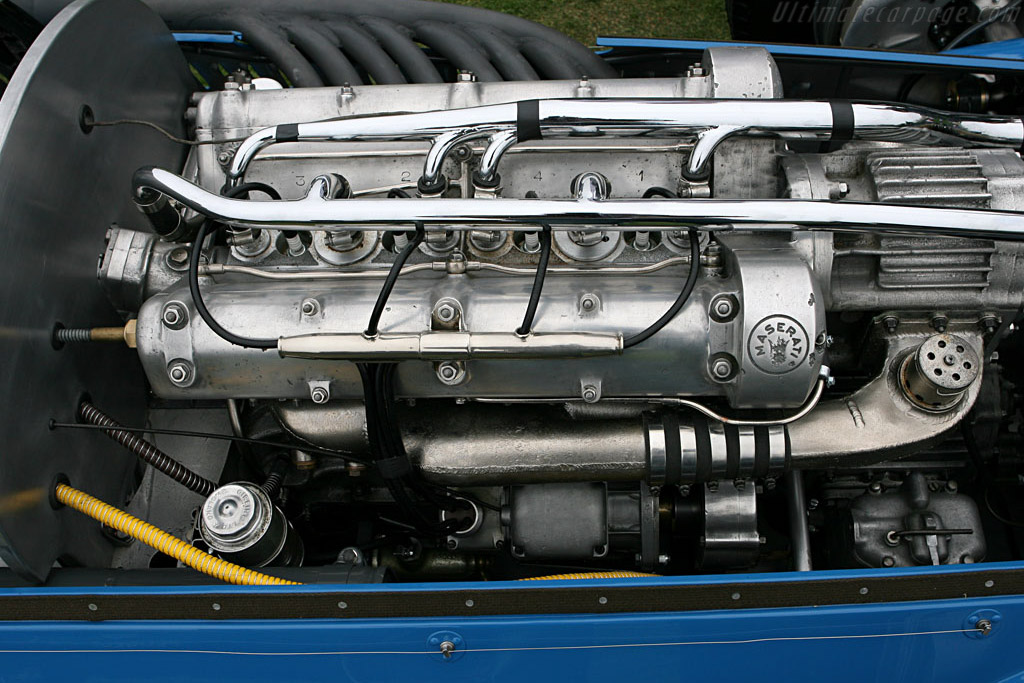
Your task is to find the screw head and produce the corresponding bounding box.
[310,386,329,404]
[217,150,232,166]
[582,384,599,403]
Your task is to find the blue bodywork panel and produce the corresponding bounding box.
[596,36,1024,70]
[1,564,1022,681]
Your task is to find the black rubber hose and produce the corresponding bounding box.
[519,37,585,80]
[230,15,324,87]
[515,224,552,336]
[623,229,701,349]
[150,0,617,80]
[79,402,217,497]
[412,20,503,82]
[324,21,407,84]
[188,183,281,350]
[462,23,539,81]
[285,20,364,86]
[359,16,443,83]
[365,222,426,337]
[643,186,677,198]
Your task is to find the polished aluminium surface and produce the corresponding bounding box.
[277,331,623,360]
[225,98,1024,181]
[134,167,1024,241]
[787,332,985,467]
[0,0,192,582]
[135,238,822,406]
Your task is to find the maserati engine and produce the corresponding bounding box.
[6,0,1024,585]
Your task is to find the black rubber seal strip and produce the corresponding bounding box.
[753,427,770,478]
[276,123,300,143]
[2,568,1022,621]
[517,99,542,142]
[691,414,711,483]
[663,413,681,486]
[724,424,740,480]
[828,100,855,152]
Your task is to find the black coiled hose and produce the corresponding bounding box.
[78,402,217,497]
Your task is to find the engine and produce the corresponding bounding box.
[37,42,1024,580]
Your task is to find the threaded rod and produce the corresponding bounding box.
[78,402,217,497]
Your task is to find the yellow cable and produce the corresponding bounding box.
[55,483,301,586]
[519,571,659,581]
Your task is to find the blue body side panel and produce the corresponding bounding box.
[1,564,1022,681]
[596,36,1024,70]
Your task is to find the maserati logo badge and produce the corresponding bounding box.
[748,315,809,375]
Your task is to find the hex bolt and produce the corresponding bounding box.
[881,556,895,567]
[162,302,187,329]
[300,299,320,317]
[216,150,232,166]
[167,360,194,386]
[581,384,600,403]
[868,481,883,494]
[882,316,899,333]
[579,293,600,314]
[711,358,733,380]
[980,315,999,335]
[931,315,949,333]
[715,299,733,318]
[310,386,330,404]
[166,247,190,268]
[452,145,473,162]
[440,640,456,658]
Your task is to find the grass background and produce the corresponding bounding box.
[447,0,731,47]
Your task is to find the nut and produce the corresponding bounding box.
[167,360,194,387]
[310,386,330,404]
[161,302,188,330]
[710,358,733,380]
[435,303,457,324]
[581,384,600,403]
[436,361,466,386]
[300,298,321,317]
[709,295,738,322]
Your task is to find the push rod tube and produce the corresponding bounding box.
[225,99,1024,182]
[134,167,1024,242]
